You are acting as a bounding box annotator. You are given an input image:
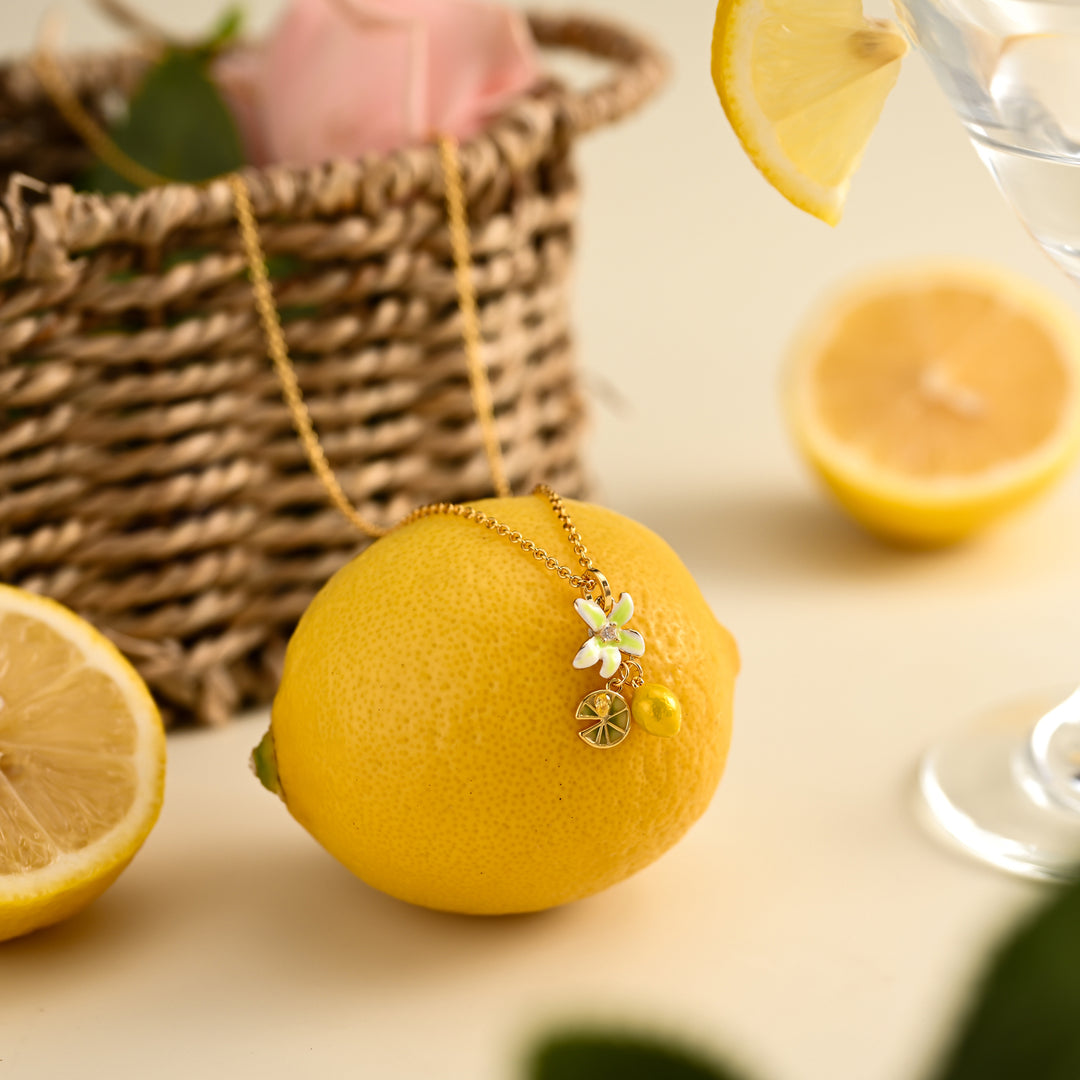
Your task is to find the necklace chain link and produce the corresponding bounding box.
[33,49,671,744]
[33,49,586,575]
[230,138,606,599]
[398,484,602,598]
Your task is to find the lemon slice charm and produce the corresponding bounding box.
[577,690,631,749]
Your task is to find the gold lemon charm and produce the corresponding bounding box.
[632,683,683,738]
[576,690,632,748]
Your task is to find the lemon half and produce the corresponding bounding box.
[786,260,1080,545]
[712,0,908,224]
[0,585,165,942]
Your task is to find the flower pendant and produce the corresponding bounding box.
[572,592,644,679]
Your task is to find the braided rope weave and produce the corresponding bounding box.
[0,13,666,726]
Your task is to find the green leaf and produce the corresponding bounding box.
[203,6,245,56]
[527,1031,754,1080]
[85,47,245,194]
[932,877,1080,1080]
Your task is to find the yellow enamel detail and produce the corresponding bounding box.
[632,684,683,738]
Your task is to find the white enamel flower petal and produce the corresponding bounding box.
[574,597,607,632]
[599,646,622,679]
[573,637,602,669]
[617,628,645,657]
[610,592,634,628]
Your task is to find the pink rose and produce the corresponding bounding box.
[214,0,541,166]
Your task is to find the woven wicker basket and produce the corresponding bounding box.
[0,13,665,727]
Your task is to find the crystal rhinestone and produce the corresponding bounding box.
[598,623,620,643]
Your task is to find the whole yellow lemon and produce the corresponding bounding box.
[258,496,738,914]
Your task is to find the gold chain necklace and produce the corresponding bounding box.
[233,145,683,748]
[32,51,682,747]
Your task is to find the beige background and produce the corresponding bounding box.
[0,1,1075,1077]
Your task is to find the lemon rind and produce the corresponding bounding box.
[713,6,843,224]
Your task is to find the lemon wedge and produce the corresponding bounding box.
[786,260,1080,545]
[0,585,165,942]
[711,0,908,224]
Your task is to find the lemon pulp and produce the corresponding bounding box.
[787,260,1080,544]
[0,585,165,942]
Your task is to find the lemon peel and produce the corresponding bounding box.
[260,496,738,914]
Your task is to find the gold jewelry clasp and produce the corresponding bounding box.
[606,659,645,694]
[586,568,613,614]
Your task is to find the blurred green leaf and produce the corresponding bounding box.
[278,305,321,322]
[265,254,303,279]
[162,247,213,270]
[528,1031,753,1080]
[202,6,245,56]
[85,46,244,194]
[933,877,1080,1080]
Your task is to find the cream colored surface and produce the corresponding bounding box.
[0,0,1073,1077]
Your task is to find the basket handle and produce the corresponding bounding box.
[527,12,668,135]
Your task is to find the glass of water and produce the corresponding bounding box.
[892,0,1080,879]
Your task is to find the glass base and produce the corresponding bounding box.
[918,689,1080,882]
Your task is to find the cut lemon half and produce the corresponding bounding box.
[786,260,1080,545]
[711,0,908,224]
[0,585,165,942]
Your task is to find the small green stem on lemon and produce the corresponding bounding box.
[250,729,283,799]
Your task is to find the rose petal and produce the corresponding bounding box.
[258,0,421,165]
[415,0,541,136]
[213,46,275,166]
[230,0,541,167]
